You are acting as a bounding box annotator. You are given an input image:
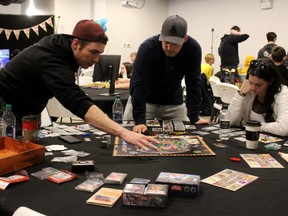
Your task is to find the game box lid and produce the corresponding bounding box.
[0,137,45,175]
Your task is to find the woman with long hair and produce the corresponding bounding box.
[228,59,288,136]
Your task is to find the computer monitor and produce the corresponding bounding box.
[93,55,121,96]
[0,49,10,68]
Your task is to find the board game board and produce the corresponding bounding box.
[113,135,216,157]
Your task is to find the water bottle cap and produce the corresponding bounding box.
[5,104,12,111]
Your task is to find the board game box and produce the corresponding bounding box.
[155,172,200,196]
[122,183,168,208]
[113,135,215,157]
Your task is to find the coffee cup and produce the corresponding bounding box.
[22,115,38,142]
[245,121,261,149]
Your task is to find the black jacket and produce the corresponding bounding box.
[0,34,94,120]
[218,33,249,68]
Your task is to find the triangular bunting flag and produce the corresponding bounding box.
[0,28,3,35]
[14,29,21,40]
[4,29,12,40]
[39,21,47,32]
[46,17,54,28]
[32,26,39,36]
[23,28,30,39]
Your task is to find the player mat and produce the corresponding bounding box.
[113,135,216,157]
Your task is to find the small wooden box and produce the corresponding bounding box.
[0,137,45,175]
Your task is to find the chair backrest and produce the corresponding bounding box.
[216,82,239,104]
[46,97,76,118]
[209,76,221,98]
[41,107,52,127]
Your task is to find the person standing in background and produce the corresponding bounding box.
[218,25,249,83]
[257,32,277,59]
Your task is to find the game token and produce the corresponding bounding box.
[230,157,241,162]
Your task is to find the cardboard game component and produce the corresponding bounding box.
[0,137,45,175]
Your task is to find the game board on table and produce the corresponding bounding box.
[113,135,216,157]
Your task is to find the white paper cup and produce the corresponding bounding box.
[245,121,261,149]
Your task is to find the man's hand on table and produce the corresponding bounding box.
[195,118,211,125]
[120,128,158,151]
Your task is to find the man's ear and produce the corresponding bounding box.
[71,38,80,51]
[184,35,188,42]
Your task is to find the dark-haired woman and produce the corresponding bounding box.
[228,59,288,136]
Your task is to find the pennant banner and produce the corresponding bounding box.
[0,16,54,40]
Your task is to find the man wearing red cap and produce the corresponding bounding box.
[0,19,158,150]
[125,15,210,134]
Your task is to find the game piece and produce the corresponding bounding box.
[230,157,241,162]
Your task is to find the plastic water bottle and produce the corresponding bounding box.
[2,104,16,138]
[0,117,6,137]
[219,103,230,140]
[112,95,123,124]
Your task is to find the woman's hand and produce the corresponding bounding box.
[240,79,251,95]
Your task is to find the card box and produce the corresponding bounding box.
[87,187,123,208]
[104,172,127,185]
[122,183,168,208]
[155,172,200,196]
[72,160,94,173]
[0,137,45,175]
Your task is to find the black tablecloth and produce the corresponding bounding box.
[1,125,288,216]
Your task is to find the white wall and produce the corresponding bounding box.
[1,0,288,68]
[168,0,288,71]
[37,0,167,63]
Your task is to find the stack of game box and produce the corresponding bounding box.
[155,172,200,196]
[122,183,168,208]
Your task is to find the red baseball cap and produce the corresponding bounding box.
[68,19,108,44]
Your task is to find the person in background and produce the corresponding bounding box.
[130,52,137,63]
[270,46,288,85]
[284,52,288,69]
[118,62,132,79]
[201,53,215,82]
[228,59,288,136]
[11,49,21,59]
[0,19,158,151]
[257,32,277,59]
[116,62,132,89]
[125,15,210,134]
[218,25,249,83]
[239,55,255,75]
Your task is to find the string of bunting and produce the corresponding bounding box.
[0,16,54,40]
